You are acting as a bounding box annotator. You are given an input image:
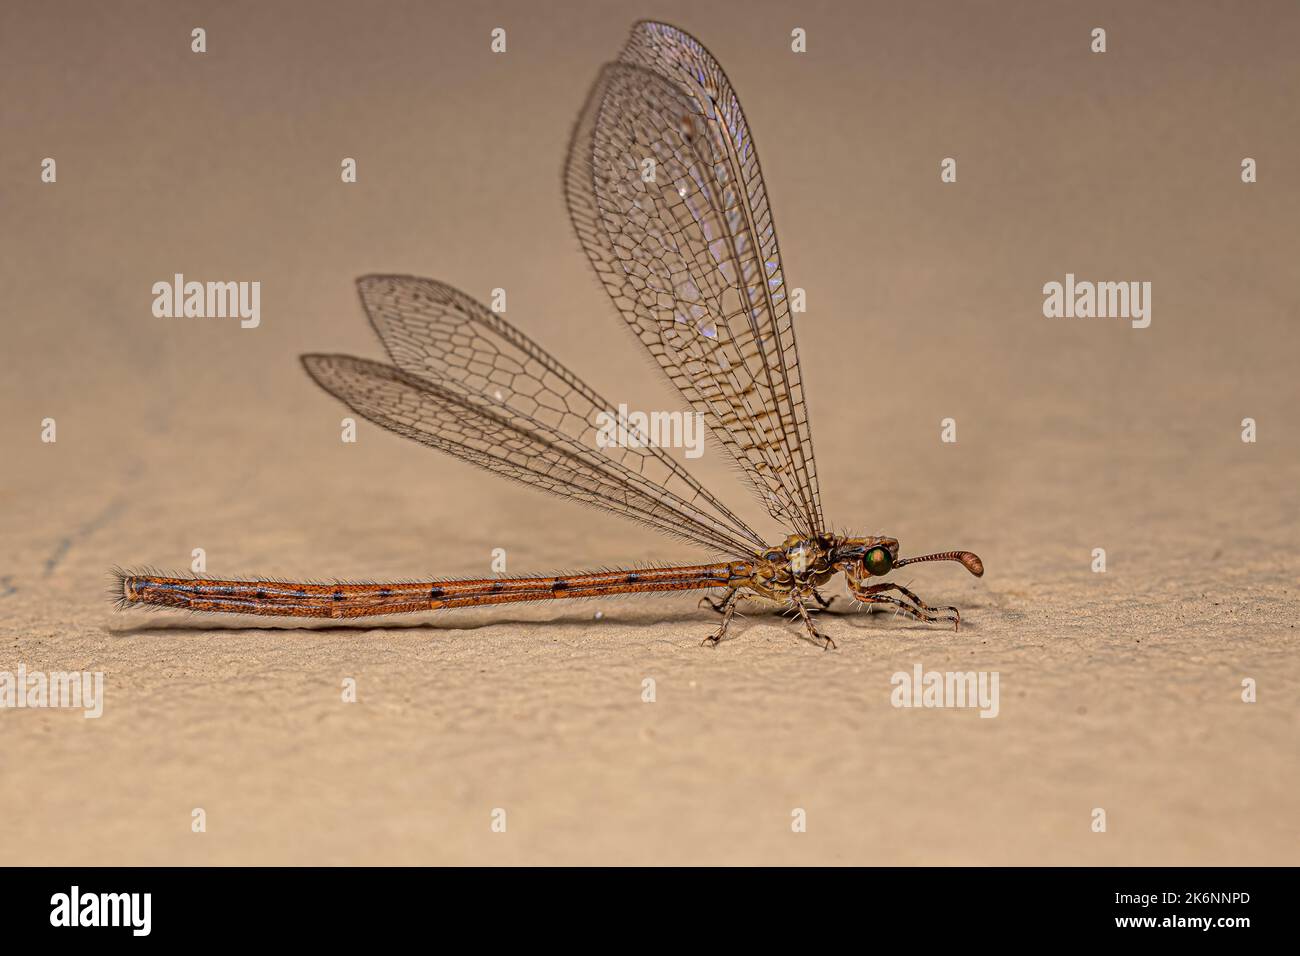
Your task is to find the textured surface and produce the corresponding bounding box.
[1,0,1297,864]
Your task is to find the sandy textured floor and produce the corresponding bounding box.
[2,0,1297,864]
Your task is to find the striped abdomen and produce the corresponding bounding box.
[116,562,750,619]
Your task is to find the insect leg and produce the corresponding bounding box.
[791,597,836,651]
[853,582,961,631]
[701,589,743,647]
[809,588,838,610]
[857,594,928,623]
[698,587,739,615]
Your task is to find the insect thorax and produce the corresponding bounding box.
[754,535,838,593]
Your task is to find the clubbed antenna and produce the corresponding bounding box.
[894,551,984,577]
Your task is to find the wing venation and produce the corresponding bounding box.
[564,21,824,535]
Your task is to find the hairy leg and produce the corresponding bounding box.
[698,588,738,615]
[808,588,838,610]
[791,596,836,650]
[853,581,961,631]
[701,588,743,646]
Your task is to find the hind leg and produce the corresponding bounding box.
[698,588,738,615]
[700,588,743,646]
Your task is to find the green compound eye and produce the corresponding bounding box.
[864,547,893,576]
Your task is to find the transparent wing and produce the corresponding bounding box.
[564,20,824,536]
[300,279,766,558]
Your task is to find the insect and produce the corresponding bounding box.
[115,21,984,648]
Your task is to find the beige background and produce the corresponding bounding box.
[2,0,1297,864]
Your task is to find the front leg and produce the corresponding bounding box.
[852,581,962,631]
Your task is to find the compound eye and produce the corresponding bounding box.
[864,547,893,576]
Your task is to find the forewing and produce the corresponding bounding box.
[353,274,764,554]
[300,353,760,557]
[564,21,824,536]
